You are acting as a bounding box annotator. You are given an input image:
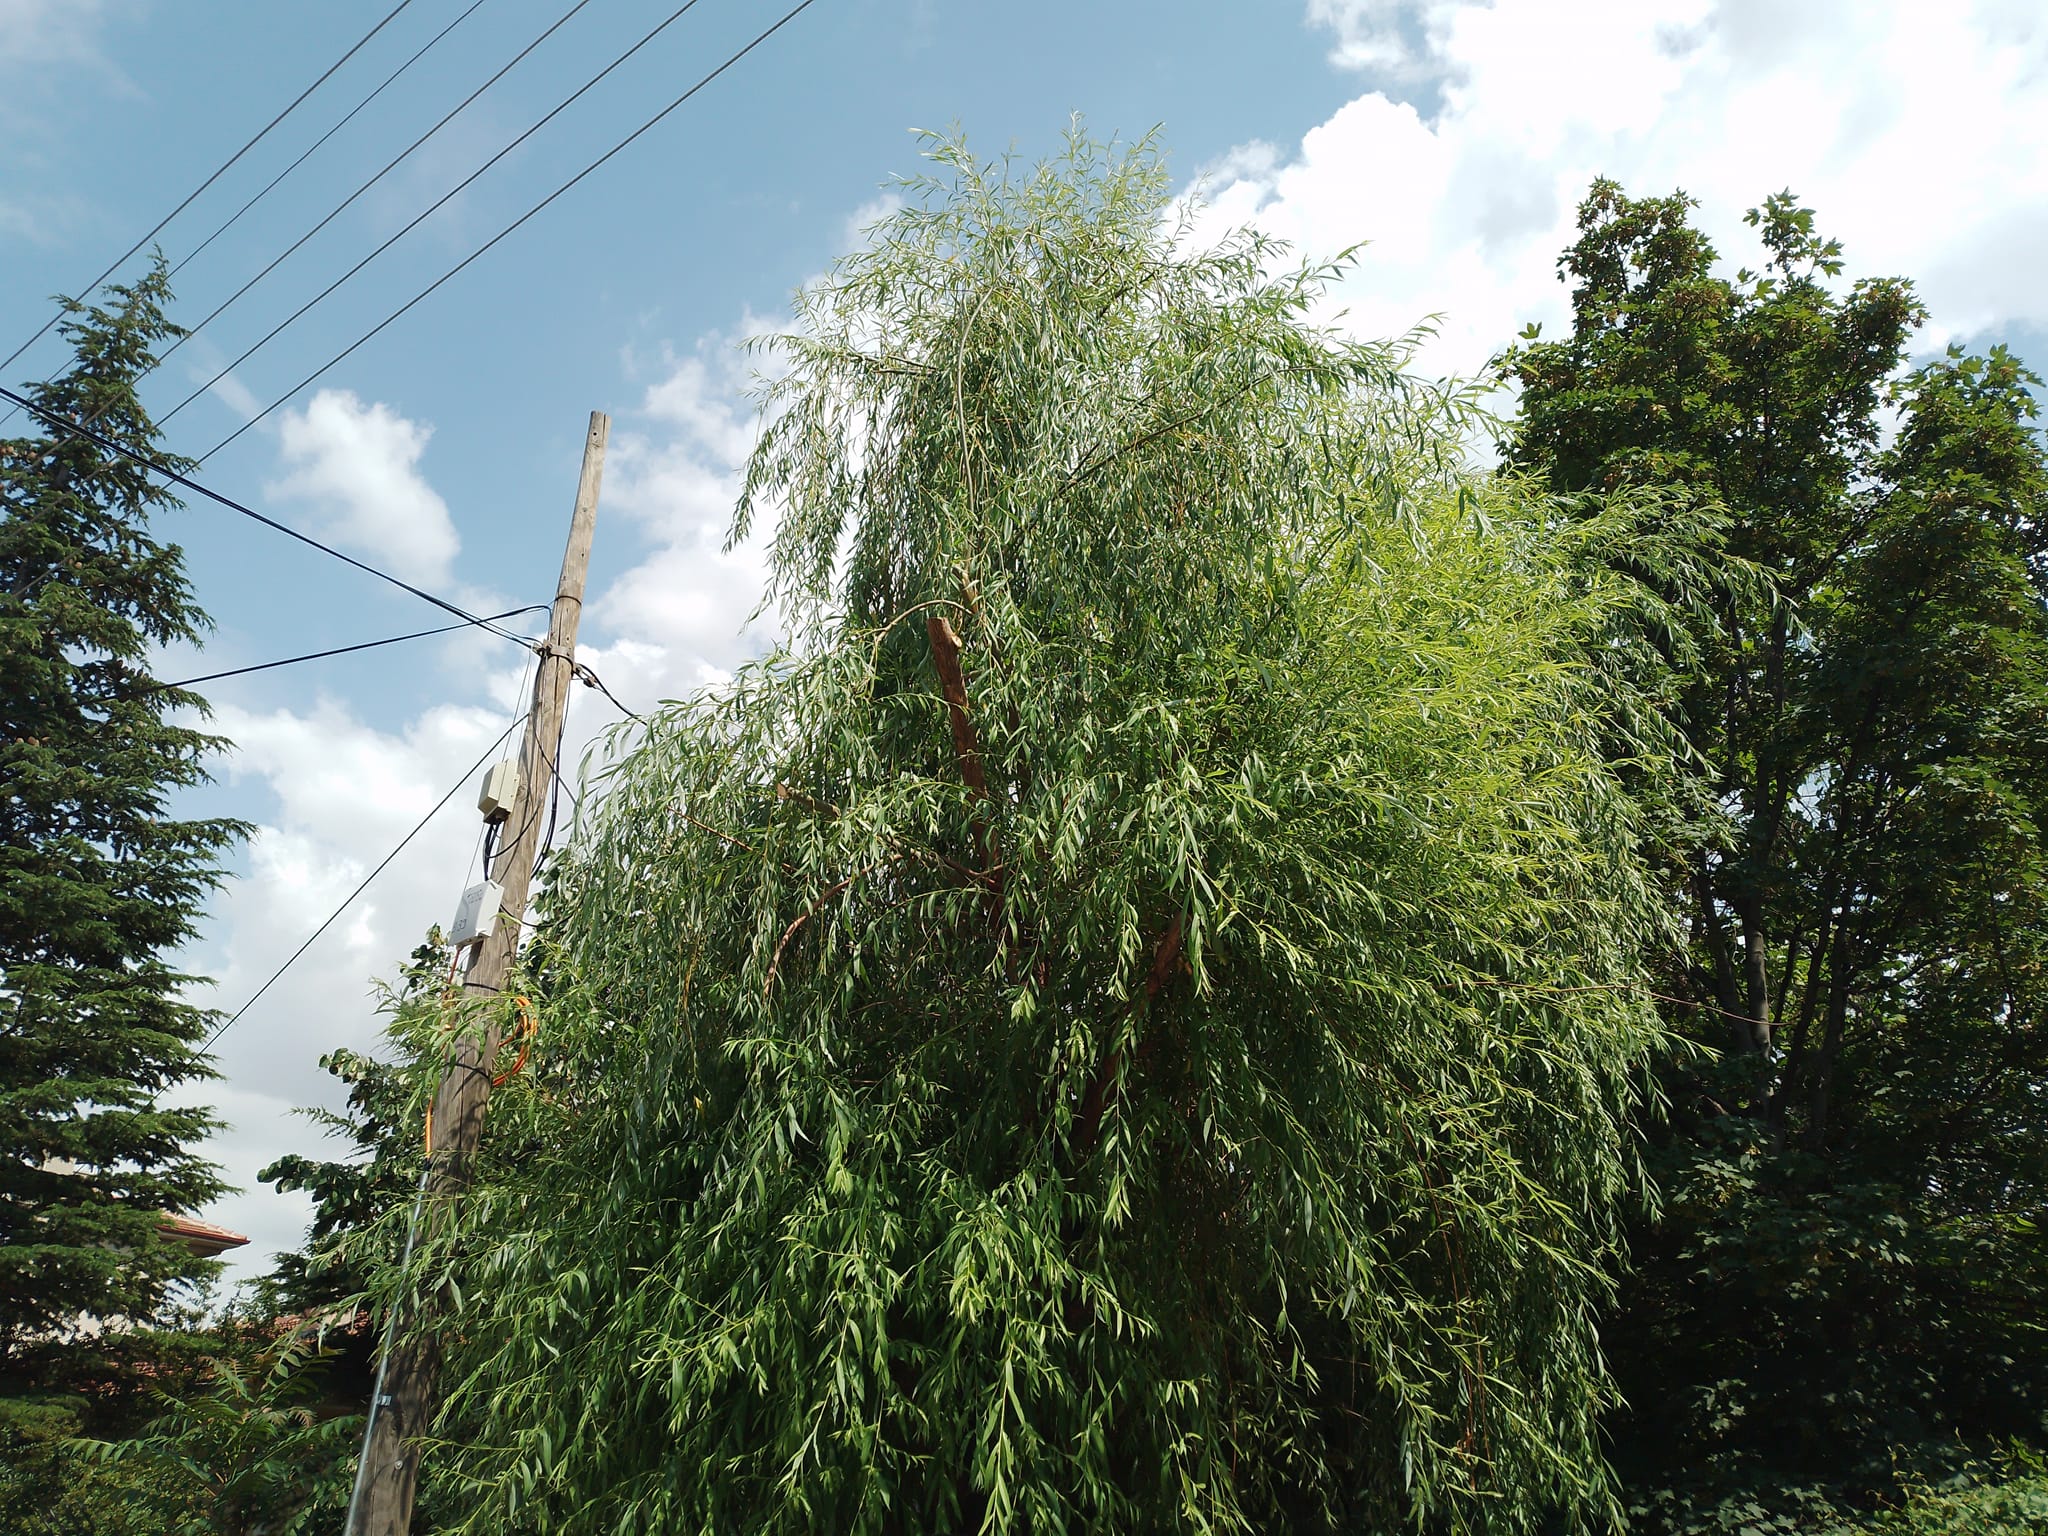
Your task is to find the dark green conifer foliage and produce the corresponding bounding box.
[0,259,246,1368]
[1503,184,2048,1525]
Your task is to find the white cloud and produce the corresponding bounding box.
[186,337,784,1286]
[591,324,781,705]
[0,0,115,73]
[186,2,2048,1291]
[842,191,906,251]
[0,0,125,216]
[1251,0,2048,382]
[267,389,463,588]
[174,691,527,1291]
[204,368,263,423]
[1305,0,1465,77]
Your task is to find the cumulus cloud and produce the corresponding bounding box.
[1305,0,1465,77]
[267,389,463,588]
[842,191,906,251]
[591,324,782,706]
[1248,0,2048,380]
[176,694,528,1285]
[187,3,2048,1287]
[188,337,783,1286]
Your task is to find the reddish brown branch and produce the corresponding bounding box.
[927,612,1007,935]
[927,614,988,801]
[762,859,891,999]
[1075,912,1185,1154]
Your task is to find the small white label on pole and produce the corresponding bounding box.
[450,880,504,947]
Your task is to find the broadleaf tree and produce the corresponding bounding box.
[1500,183,2048,1524]
[395,132,1704,1533]
[0,258,245,1376]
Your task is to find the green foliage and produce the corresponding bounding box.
[0,1392,196,1536]
[385,130,1694,1533]
[85,1327,362,1536]
[0,256,246,1371]
[1627,1449,2048,1535]
[1864,1456,2048,1536]
[257,935,447,1320]
[1503,182,2048,1520]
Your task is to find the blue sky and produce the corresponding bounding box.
[4,0,1356,726]
[5,0,2045,1287]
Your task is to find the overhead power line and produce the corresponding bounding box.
[193,0,824,465]
[169,0,498,282]
[571,660,644,723]
[0,382,530,645]
[0,0,418,382]
[152,0,602,386]
[147,605,548,692]
[190,712,526,1061]
[160,0,716,429]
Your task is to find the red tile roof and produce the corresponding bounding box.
[160,1213,250,1255]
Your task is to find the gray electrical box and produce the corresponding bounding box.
[477,760,521,822]
[451,879,504,947]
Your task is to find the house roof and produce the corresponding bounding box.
[160,1213,250,1257]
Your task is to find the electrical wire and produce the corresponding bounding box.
[189,712,527,1062]
[151,0,602,389]
[145,605,546,692]
[0,0,418,385]
[483,640,541,881]
[533,690,574,877]
[0,382,531,645]
[159,0,706,423]
[184,0,823,464]
[572,659,645,722]
[169,0,497,282]
[342,1162,427,1535]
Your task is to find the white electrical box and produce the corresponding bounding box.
[450,880,504,947]
[477,760,521,822]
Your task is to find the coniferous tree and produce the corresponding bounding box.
[0,259,246,1373]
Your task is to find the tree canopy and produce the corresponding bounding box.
[383,131,1704,1534]
[1502,180,2048,1527]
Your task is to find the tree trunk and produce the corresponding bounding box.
[1806,926,1855,1149]
[1738,895,1772,1053]
[1693,865,1746,1052]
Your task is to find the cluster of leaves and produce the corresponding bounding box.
[84,1327,363,1536]
[1628,1448,2048,1536]
[255,935,448,1323]
[0,1322,358,1536]
[55,137,2034,1536]
[1502,182,2048,1522]
[342,130,1721,1535]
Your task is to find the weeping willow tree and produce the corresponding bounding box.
[409,132,1695,1534]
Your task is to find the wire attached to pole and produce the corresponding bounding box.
[157,0,701,423]
[144,606,547,692]
[151,0,604,389]
[0,383,531,646]
[187,713,527,1064]
[185,0,825,466]
[169,0,496,282]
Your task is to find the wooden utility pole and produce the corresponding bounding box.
[349,411,609,1536]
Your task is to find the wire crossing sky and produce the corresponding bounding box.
[0,0,419,384]
[2,0,2040,1289]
